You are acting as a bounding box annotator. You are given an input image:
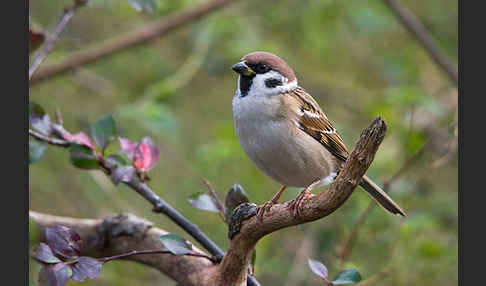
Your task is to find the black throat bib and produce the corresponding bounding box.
[239,75,254,97]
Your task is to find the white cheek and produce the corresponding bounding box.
[247,71,298,97]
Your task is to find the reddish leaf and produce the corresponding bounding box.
[119,137,138,159]
[71,257,102,282]
[45,226,82,259]
[133,137,160,171]
[30,29,45,53]
[33,243,62,264]
[63,132,96,151]
[38,263,72,286]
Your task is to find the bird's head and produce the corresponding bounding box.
[232,51,298,97]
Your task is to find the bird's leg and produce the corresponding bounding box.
[256,185,287,221]
[289,179,321,218]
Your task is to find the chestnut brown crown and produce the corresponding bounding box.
[241,51,296,82]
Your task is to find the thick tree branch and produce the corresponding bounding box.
[30,0,239,85]
[384,0,458,84]
[204,117,388,286]
[29,211,216,285]
[29,0,88,80]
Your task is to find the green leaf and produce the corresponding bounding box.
[126,0,157,13]
[91,115,117,151]
[332,269,362,285]
[29,139,46,164]
[69,144,100,169]
[224,184,249,222]
[187,192,219,212]
[157,234,193,255]
[105,154,130,168]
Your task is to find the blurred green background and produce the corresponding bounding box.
[29,0,458,285]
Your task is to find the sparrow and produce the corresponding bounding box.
[231,51,406,219]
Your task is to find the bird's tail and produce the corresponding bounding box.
[359,175,406,216]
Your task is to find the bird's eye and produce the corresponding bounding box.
[255,64,269,73]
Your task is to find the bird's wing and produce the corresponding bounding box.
[287,87,349,161]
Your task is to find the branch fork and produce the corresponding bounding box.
[206,117,388,286]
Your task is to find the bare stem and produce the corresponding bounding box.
[99,249,216,264]
[29,129,70,147]
[29,1,87,80]
[203,178,226,216]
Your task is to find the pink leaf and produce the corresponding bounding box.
[64,132,96,151]
[119,137,138,160]
[133,137,160,171]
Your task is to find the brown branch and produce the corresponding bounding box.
[29,211,216,285]
[29,0,88,80]
[384,0,458,84]
[28,124,261,285]
[30,0,239,85]
[203,178,226,216]
[202,117,388,286]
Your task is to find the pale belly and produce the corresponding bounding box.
[234,117,339,188]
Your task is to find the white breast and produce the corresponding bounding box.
[232,90,337,188]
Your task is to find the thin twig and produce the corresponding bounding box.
[99,249,217,264]
[29,129,71,147]
[30,0,239,85]
[29,1,87,80]
[384,0,458,84]
[203,178,226,215]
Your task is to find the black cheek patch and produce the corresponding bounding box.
[265,78,283,88]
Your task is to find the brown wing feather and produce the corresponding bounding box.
[288,87,349,162]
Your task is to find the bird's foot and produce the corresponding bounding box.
[289,180,320,218]
[256,186,287,222]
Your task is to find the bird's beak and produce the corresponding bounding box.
[232,61,255,76]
